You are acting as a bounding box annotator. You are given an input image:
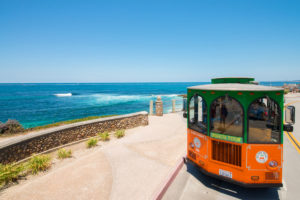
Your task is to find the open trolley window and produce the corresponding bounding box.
[188,94,207,134]
[210,96,244,142]
[248,97,281,144]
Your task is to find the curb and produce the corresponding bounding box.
[152,156,185,200]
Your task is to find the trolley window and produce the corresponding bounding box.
[210,96,243,138]
[188,94,207,134]
[248,97,281,143]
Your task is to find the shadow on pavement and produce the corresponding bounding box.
[186,162,280,200]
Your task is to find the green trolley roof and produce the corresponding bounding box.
[211,77,255,84]
[188,83,283,91]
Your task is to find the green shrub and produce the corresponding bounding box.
[57,148,72,159]
[0,119,24,134]
[115,129,125,138]
[98,131,110,141]
[86,138,98,148]
[0,163,25,186]
[27,154,52,174]
[284,89,290,94]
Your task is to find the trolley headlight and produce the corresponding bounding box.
[269,160,278,168]
[251,176,259,181]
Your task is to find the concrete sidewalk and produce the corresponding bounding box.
[0,113,186,200]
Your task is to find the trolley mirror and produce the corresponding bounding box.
[285,105,295,125]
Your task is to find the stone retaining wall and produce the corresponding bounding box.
[0,111,148,164]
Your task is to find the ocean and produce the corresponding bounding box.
[0,81,298,128]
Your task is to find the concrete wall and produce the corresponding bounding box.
[0,111,148,164]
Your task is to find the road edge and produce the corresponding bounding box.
[152,156,185,200]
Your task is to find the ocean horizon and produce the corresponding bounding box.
[0,81,298,129]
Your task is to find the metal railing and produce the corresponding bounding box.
[149,97,187,115]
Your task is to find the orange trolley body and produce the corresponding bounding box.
[186,78,294,187]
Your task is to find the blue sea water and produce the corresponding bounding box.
[0,81,298,128]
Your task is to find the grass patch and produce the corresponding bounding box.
[178,94,187,98]
[115,129,125,138]
[27,154,52,174]
[98,131,110,141]
[0,115,117,138]
[28,115,116,131]
[86,138,98,148]
[284,89,290,94]
[0,154,53,187]
[57,148,72,159]
[0,163,25,186]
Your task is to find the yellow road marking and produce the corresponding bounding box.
[285,100,300,107]
[284,100,300,153]
[288,131,300,148]
[285,131,300,154]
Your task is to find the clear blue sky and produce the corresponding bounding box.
[0,0,299,82]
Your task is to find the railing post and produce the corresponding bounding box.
[172,99,176,113]
[155,96,163,116]
[183,98,187,112]
[149,100,153,115]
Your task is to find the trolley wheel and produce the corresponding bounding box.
[183,157,187,164]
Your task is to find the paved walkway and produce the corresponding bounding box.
[0,113,187,200]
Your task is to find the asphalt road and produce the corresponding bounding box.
[163,96,300,200]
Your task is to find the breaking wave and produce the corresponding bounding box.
[54,93,72,97]
[75,93,182,107]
